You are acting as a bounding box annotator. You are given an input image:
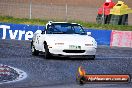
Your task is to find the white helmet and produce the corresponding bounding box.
[46,21,53,29]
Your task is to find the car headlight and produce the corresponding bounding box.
[55,43,64,45]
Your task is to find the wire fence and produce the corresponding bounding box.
[0,0,132,25]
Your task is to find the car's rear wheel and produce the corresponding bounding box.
[31,41,39,56]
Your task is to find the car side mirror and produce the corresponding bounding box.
[87,32,91,36]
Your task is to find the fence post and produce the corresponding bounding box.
[65,3,68,21]
[29,0,32,19]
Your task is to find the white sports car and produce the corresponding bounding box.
[31,21,97,59]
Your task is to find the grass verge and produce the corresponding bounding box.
[0,16,132,31]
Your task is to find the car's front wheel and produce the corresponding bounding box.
[91,55,95,60]
[44,42,51,59]
[86,55,95,60]
[82,55,95,60]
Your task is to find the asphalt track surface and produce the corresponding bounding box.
[0,39,132,88]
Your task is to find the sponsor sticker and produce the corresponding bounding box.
[76,66,131,84]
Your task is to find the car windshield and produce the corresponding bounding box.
[46,23,86,35]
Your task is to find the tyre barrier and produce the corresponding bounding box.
[0,23,132,48]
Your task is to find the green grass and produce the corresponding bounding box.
[0,16,48,25]
[0,16,132,31]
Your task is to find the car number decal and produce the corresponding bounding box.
[69,45,81,50]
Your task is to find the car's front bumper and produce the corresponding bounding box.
[48,47,96,56]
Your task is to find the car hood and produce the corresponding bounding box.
[44,34,96,45]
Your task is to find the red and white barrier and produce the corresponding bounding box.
[110,30,132,48]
